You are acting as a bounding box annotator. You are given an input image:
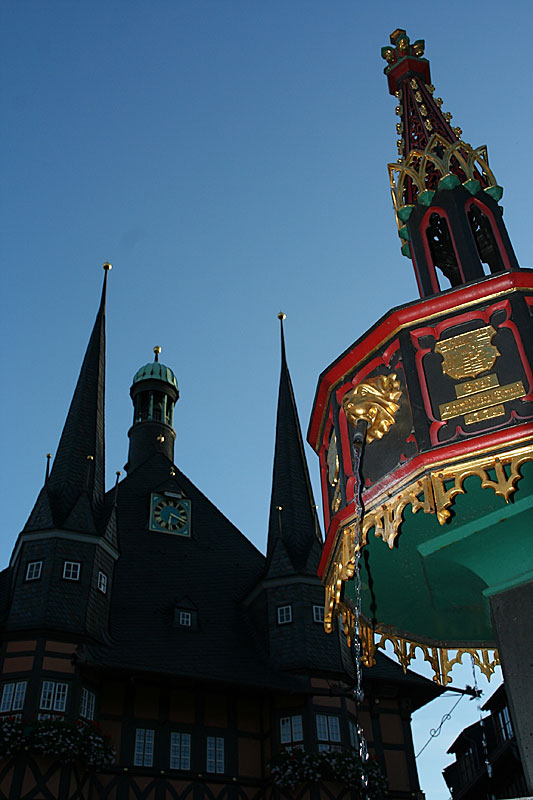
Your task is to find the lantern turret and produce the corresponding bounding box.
[126,346,179,473]
[383,29,519,297]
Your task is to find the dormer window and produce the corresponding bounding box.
[174,604,197,629]
[277,605,292,625]
[63,562,80,581]
[97,571,108,594]
[25,561,42,581]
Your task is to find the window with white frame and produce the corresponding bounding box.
[170,732,191,770]
[206,736,224,773]
[0,682,27,713]
[40,681,68,712]
[280,714,304,750]
[97,571,108,594]
[277,605,292,625]
[316,714,342,752]
[63,561,80,581]
[313,604,325,623]
[134,728,155,767]
[25,561,42,581]
[80,688,96,720]
[178,611,191,627]
[497,705,513,741]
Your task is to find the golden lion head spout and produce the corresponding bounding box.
[343,374,402,444]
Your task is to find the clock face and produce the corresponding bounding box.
[150,494,190,536]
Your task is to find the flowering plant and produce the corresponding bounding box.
[269,750,387,798]
[0,718,115,769]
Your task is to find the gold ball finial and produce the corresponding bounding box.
[277,312,286,321]
[103,262,112,271]
[154,345,162,362]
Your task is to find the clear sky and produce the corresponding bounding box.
[2,1,532,796]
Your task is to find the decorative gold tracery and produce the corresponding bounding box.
[322,443,533,683]
[339,606,500,686]
[388,133,499,233]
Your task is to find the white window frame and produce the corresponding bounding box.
[80,688,96,720]
[40,681,69,712]
[280,714,304,750]
[313,604,325,623]
[134,728,155,767]
[277,605,292,625]
[316,713,342,752]
[63,561,81,581]
[0,682,27,713]
[26,561,42,581]
[170,732,191,770]
[178,611,192,627]
[97,571,108,594]
[206,736,224,773]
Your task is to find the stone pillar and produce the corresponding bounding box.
[490,581,533,793]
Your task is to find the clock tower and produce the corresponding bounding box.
[125,347,180,473]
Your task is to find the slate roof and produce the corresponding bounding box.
[25,271,108,533]
[85,453,307,692]
[265,319,323,578]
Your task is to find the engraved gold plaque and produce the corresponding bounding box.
[455,374,499,398]
[465,405,505,425]
[439,381,525,421]
[435,325,500,380]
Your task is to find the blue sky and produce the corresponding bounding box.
[2,2,532,795]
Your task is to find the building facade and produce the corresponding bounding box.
[444,685,527,799]
[0,272,440,798]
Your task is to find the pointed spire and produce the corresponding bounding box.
[381,30,517,293]
[266,314,323,578]
[26,265,110,531]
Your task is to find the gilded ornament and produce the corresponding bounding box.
[410,78,418,89]
[415,90,422,103]
[431,446,533,524]
[426,84,435,94]
[424,119,433,131]
[420,104,427,117]
[388,133,499,236]
[435,97,443,108]
[342,374,402,444]
[335,609,499,685]
[435,325,500,380]
[444,111,453,122]
[327,432,342,513]
[454,126,462,137]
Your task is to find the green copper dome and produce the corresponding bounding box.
[132,348,178,390]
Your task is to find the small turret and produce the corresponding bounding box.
[125,346,179,472]
[382,29,520,296]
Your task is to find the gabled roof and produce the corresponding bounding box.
[86,453,306,691]
[24,270,108,534]
[265,319,323,578]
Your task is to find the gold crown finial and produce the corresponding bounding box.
[103,262,112,271]
[277,312,286,321]
[154,346,162,362]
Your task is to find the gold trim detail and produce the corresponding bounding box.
[388,133,498,234]
[342,374,402,444]
[361,443,533,537]
[430,444,533,525]
[338,608,500,685]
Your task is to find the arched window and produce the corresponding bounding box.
[425,212,462,288]
[467,202,505,276]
